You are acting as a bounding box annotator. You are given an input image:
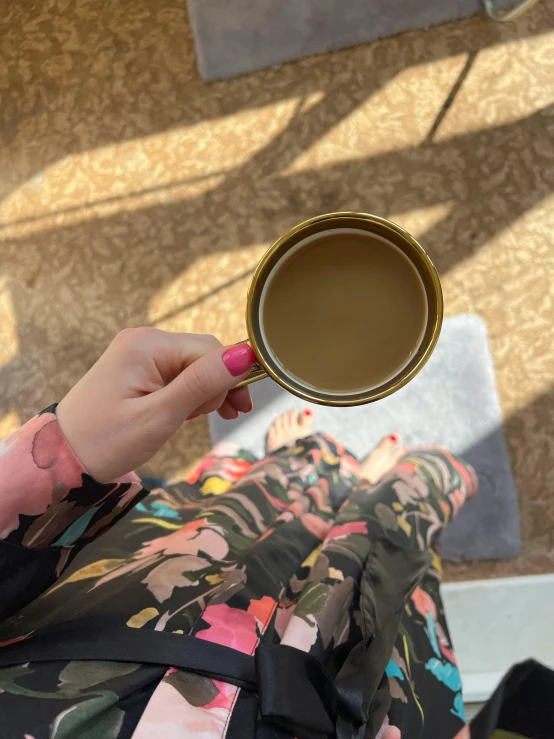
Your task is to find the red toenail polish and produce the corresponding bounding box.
[304,409,313,417]
[389,433,399,443]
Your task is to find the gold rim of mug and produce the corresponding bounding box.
[245,211,444,407]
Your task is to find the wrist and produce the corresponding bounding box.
[56,399,101,481]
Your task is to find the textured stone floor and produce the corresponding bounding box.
[1,0,553,580]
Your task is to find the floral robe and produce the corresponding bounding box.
[0,405,477,739]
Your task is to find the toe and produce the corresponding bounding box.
[284,410,296,432]
[299,408,314,432]
[389,445,408,465]
[376,433,400,452]
[266,427,277,447]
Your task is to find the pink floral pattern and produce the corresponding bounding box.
[0,414,477,739]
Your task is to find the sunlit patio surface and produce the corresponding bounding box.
[1,0,553,580]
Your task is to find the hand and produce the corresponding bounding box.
[56,328,257,483]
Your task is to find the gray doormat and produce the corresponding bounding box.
[186,0,500,80]
[209,314,521,562]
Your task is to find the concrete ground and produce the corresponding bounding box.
[1,0,553,580]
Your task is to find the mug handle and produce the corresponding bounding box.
[233,339,268,388]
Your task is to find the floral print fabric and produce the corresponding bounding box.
[0,408,477,739]
[0,406,145,621]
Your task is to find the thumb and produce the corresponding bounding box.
[155,343,257,421]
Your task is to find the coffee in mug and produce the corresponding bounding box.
[236,212,442,407]
[261,229,427,394]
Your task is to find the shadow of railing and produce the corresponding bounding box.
[1,2,552,514]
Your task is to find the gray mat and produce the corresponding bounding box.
[209,314,521,561]
[186,0,497,80]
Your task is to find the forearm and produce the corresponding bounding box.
[0,405,146,620]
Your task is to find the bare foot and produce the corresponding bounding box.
[266,409,314,454]
[358,433,408,484]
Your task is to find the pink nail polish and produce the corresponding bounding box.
[222,344,257,377]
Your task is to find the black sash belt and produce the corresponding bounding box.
[0,541,433,738]
[0,618,337,739]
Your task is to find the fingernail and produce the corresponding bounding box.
[303,409,313,417]
[389,433,399,443]
[186,411,200,421]
[245,399,253,413]
[222,344,257,377]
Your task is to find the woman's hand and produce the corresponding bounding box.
[56,328,257,483]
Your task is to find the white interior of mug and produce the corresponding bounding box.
[258,228,429,396]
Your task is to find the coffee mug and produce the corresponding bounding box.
[235,212,443,407]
